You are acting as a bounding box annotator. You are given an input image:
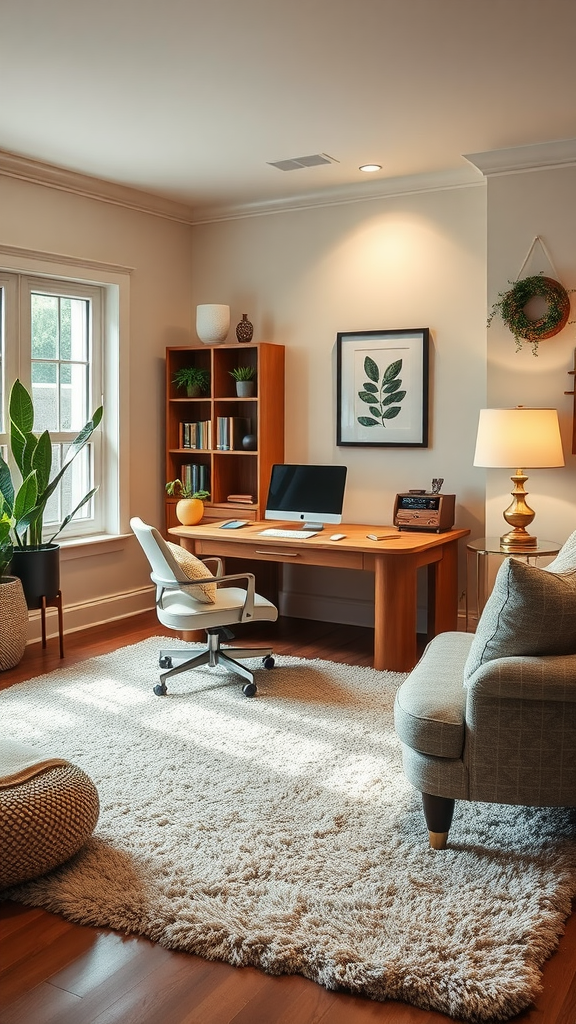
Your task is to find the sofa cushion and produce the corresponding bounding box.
[545,529,576,573]
[464,555,576,678]
[394,632,471,759]
[166,542,217,604]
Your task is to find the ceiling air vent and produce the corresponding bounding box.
[267,153,338,171]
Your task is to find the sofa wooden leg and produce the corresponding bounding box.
[422,793,455,849]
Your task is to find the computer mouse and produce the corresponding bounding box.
[330,533,346,541]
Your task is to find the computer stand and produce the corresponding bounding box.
[303,523,325,531]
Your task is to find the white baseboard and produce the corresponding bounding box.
[26,586,154,645]
[26,584,471,646]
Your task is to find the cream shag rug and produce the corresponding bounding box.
[2,638,575,1022]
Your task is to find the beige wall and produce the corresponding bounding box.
[0,174,194,637]
[191,185,487,624]
[5,155,570,640]
[484,165,576,544]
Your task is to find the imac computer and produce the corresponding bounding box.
[264,464,347,530]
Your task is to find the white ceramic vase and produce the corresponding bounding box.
[196,304,230,345]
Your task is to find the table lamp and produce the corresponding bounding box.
[473,407,564,550]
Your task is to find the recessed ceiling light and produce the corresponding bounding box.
[359,163,382,173]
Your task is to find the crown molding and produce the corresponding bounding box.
[0,149,197,225]
[0,147,484,227]
[464,138,576,177]
[188,166,483,224]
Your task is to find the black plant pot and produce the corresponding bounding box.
[10,544,61,609]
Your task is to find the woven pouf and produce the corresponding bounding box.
[0,739,100,889]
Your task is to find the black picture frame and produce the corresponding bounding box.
[336,328,429,448]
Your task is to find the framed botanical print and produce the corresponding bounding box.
[336,328,429,447]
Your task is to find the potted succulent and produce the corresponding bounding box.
[229,365,256,397]
[172,366,210,397]
[0,511,29,670]
[165,480,210,526]
[0,379,103,608]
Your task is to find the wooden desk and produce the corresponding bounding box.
[169,522,469,672]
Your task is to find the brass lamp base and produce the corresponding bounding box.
[500,469,538,551]
[500,528,538,551]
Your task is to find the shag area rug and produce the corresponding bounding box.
[2,638,575,1022]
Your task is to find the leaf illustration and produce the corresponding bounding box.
[356,355,407,429]
[364,357,379,383]
[382,390,406,406]
[383,359,402,383]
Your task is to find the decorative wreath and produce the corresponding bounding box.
[488,274,571,355]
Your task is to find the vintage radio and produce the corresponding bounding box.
[393,492,456,532]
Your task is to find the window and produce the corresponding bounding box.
[0,272,105,540]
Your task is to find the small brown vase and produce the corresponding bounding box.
[236,314,254,343]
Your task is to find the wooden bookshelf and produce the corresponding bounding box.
[165,342,285,530]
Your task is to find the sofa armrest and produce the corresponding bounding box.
[465,653,576,703]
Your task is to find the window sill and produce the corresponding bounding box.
[58,533,132,562]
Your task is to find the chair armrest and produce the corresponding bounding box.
[152,569,257,621]
[211,572,256,621]
[201,556,223,577]
[466,654,576,703]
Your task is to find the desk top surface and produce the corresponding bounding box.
[169,520,470,555]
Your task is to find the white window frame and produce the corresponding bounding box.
[0,246,130,549]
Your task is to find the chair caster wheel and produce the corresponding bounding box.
[159,656,172,668]
[242,682,257,697]
[263,656,275,669]
[154,683,168,696]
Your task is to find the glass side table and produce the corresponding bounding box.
[466,537,561,632]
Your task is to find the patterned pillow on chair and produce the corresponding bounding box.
[464,555,576,678]
[166,542,216,604]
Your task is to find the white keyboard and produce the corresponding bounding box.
[258,528,319,539]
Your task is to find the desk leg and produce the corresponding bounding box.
[427,539,459,638]
[374,554,418,672]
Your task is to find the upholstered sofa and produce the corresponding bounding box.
[394,530,576,848]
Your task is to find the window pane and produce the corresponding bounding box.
[32,365,58,431]
[69,298,88,361]
[31,294,58,360]
[43,444,93,530]
[63,363,88,430]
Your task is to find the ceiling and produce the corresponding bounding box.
[1,0,575,218]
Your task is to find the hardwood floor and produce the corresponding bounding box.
[1,613,575,1024]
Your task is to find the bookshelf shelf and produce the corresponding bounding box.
[165,342,285,530]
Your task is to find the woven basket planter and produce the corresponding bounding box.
[0,576,28,670]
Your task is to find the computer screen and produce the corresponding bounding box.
[265,464,347,527]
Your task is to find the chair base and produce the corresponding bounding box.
[157,630,274,694]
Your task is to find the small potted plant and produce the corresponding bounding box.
[172,366,210,397]
[165,480,210,526]
[0,379,103,609]
[229,365,256,397]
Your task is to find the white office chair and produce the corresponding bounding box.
[130,517,278,697]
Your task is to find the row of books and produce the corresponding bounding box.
[181,464,210,494]
[179,421,212,449]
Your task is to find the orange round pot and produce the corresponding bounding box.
[175,498,204,526]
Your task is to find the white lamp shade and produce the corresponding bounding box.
[196,304,230,345]
[473,408,565,468]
